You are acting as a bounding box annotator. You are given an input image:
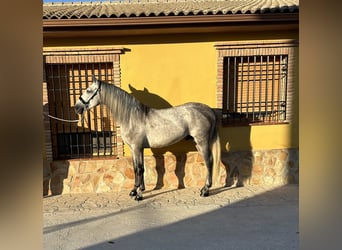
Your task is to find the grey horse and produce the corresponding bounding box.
[75,76,221,200]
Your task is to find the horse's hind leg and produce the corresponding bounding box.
[195,139,213,197]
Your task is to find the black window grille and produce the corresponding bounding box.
[46,62,118,159]
[222,55,289,125]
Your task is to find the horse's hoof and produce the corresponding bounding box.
[134,195,143,201]
[129,190,137,197]
[200,192,209,197]
[200,188,209,197]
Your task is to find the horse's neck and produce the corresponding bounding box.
[101,82,148,124]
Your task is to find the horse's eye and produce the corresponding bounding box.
[86,89,92,93]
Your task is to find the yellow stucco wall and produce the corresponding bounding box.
[118,41,298,154]
[120,42,217,107]
[44,31,299,156]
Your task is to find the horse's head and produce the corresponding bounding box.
[74,76,102,115]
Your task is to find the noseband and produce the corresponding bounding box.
[79,81,102,106]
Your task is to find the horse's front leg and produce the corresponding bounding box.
[129,147,145,201]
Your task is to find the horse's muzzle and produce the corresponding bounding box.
[74,101,85,115]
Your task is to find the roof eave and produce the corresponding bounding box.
[43,13,299,38]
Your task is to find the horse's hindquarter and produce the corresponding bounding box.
[144,103,215,148]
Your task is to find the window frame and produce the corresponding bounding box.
[215,40,298,126]
[43,47,127,160]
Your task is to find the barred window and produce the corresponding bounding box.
[43,48,126,160]
[223,55,288,124]
[215,40,298,126]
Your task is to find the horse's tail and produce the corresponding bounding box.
[211,127,221,187]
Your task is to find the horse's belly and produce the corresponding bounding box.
[145,129,187,148]
[145,108,192,148]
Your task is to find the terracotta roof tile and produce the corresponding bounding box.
[43,0,299,19]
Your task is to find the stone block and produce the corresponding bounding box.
[196,179,206,187]
[96,180,111,193]
[80,174,91,184]
[144,156,156,168]
[122,179,135,190]
[196,153,204,163]
[184,176,193,187]
[84,161,98,173]
[81,181,94,193]
[250,176,261,185]
[165,173,179,188]
[266,168,276,177]
[78,161,87,174]
[62,180,71,193]
[252,165,264,175]
[124,167,135,179]
[263,175,274,185]
[103,173,114,187]
[116,158,128,172]
[274,159,285,171]
[191,164,201,177]
[92,174,101,190]
[97,164,111,173]
[112,171,125,184]
[70,176,81,193]
[67,164,78,176]
[165,155,177,172]
[279,150,289,161]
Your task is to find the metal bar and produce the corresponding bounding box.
[71,64,80,158]
[49,64,59,159]
[283,56,288,121]
[104,62,110,155]
[259,56,263,121]
[272,55,276,121]
[99,63,106,156]
[226,58,230,112]
[104,62,112,156]
[278,55,282,121]
[239,56,243,119]
[86,64,92,132]
[89,65,95,157]
[91,63,99,157]
[64,63,73,157]
[57,64,67,158]
[246,56,250,118]
[252,56,256,121]
[77,63,86,157]
[265,55,269,119]
[233,57,237,113]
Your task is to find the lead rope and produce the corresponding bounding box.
[45,112,85,124]
[46,114,79,123]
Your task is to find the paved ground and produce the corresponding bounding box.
[43,184,299,250]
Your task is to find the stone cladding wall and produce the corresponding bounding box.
[43,148,298,195]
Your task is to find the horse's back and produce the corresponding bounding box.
[170,102,217,135]
[175,102,217,122]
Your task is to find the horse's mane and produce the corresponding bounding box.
[100,81,149,125]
